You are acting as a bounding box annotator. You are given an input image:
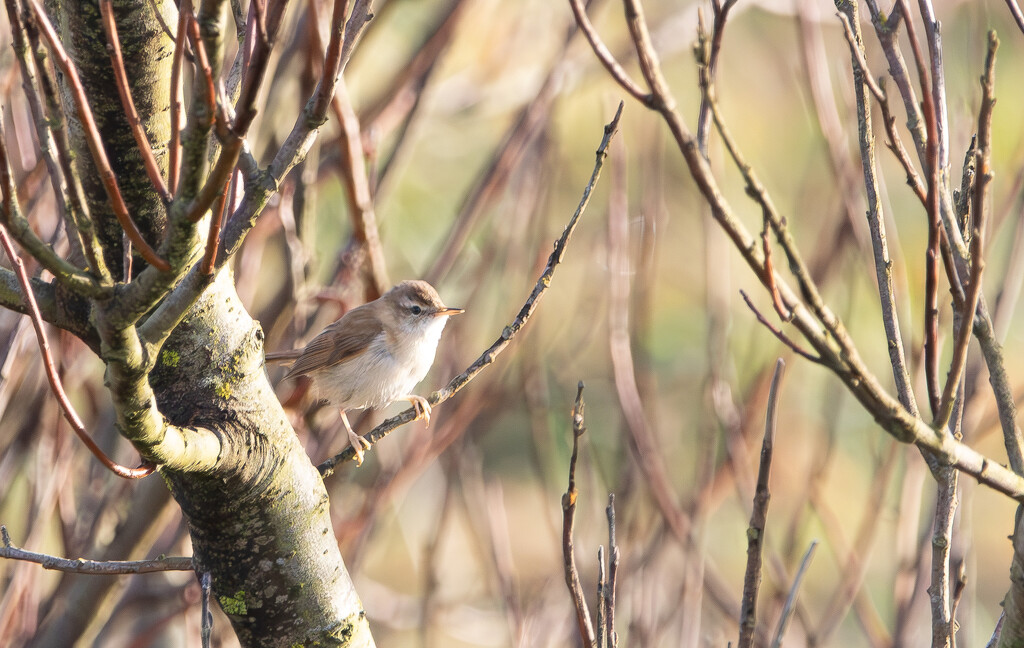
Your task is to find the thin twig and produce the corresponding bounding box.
[694,0,737,156]
[761,226,791,321]
[738,358,784,648]
[0,223,154,479]
[26,0,169,272]
[771,540,818,648]
[0,525,188,572]
[201,174,233,275]
[318,102,624,475]
[562,382,597,647]
[99,0,171,202]
[895,0,941,417]
[739,291,821,364]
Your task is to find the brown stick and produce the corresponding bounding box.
[167,0,191,195]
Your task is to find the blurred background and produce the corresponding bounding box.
[3,0,1024,645]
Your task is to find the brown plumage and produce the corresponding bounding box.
[266,280,463,465]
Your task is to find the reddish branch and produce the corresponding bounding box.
[26,0,169,272]
[0,224,154,479]
[98,0,171,203]
[201,174,233,275]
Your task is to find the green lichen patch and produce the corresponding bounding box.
[161,349,180,367]
[219,590,248,615]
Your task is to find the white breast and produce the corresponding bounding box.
[312,316,449,412]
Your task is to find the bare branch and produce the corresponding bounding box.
[835,0,919,417]
[935,32,997,431]
[0,525,190,573]
[567,0,649,105]
[1005,0,1024,35]
[694,0,737,155]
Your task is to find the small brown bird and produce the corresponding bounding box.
[267,280,463,465]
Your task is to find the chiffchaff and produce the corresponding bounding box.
[267,280,463,465]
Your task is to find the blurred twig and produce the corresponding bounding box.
[562,381,596,647]
[737,358,784,648]
[772,540,818,648]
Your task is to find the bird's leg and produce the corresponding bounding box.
[401,395,432,427]
[340,409,371,466]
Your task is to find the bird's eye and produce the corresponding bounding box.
[410,305,423,315]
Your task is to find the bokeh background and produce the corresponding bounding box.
[3,0,1024,645]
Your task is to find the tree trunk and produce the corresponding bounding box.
[24,0,375,644]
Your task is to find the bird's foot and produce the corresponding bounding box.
[403,395,432,427]
[340,409,370,466]
[346,427,371,466]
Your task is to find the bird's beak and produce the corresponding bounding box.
[436,307,464,317]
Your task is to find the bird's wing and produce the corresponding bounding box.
[283,305,384,379]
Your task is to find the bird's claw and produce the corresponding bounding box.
[346,427,371,466]
[406,395,432,427]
